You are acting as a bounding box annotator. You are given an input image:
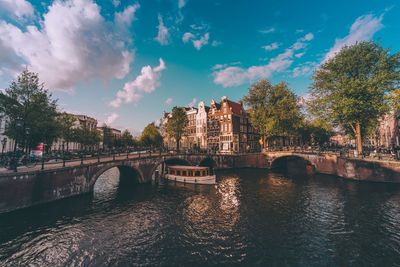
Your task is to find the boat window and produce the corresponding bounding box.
[182,171,187,176]
[177,170,181,176]
[195,171,200,176]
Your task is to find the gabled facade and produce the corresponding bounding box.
[196,101,209,149]
[207,99,221,152]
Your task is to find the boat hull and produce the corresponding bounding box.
[165,174,216,185]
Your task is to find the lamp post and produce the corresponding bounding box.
[25,127,30,159]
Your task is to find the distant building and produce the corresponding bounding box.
[52,114,98,151]
[181,107,197,150]
[0,114,15,153]
[196,101,209,149]
[370,110,400,149]
[207,99,221,152]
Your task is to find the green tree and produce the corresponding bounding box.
[101,124,114,150]
[121,129,134,148]
[165,107,188,151]
[57,112,76,151]
[309,42,400,155]
[0,69,59,151]
[242,79,303,149]
[73,127,100,151]
[140,122,163,148]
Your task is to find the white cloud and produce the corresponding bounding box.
[213,33,313,87]
[110,59,166,108]
[106,112,119,125]
[178,0,186,8]
[155,15,169,45]
[259,27,275,34]
[165,97,173,105]
[193,32,209,50]
[0,0,136,90]
[0,0,35,20]
[323,13,383,63]
[292,61,317,78]
[211,40,221,47]
[187,98,197,107]
[294,52,305,58]
[115,3,139,27]
[262,42,279,51]
[112,0,120,7]
[182,32,195,43]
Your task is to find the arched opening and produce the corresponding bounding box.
[93,166,143,202]
[199,157,217,175]
[270,156,314,177]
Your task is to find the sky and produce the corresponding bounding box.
[0,0,399,134]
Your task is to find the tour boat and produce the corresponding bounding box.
[165,165,216,185]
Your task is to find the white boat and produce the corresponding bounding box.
[165,165,216,185]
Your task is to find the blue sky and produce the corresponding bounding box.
[0,0,399,133]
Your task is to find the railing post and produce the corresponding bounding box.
[126,150,129,159]
[139,151,141,159]
[98,151,100,163]
[80,154,83,166]
[41,155,45,170]
[113,153,115,161]
[63,155,66,167]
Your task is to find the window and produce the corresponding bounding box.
[182,171,187,176]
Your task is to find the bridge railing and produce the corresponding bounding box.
[265,146,400,161]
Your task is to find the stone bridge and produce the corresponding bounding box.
[263,151,400,183]
[0,153,266,213]
[1,151,399,214]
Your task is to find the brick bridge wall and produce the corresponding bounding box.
[264,152,400,183]
[0,153,267,213]
[1,152,399,214]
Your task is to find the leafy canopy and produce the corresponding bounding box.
[309,41,400,138]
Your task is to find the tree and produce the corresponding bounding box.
[73,127,100,151]
[242,79,303,149]
[57,112,76,151]
[309,42,400,155]
[101,124,114,150]
[0,69,59,151]
[140,122,163,148]
[299,118,333,146]
[121,129,134,148]
[165,107,188,151]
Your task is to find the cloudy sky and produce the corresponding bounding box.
[0,0,398,133]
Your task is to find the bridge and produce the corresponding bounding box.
[0,151,399,214]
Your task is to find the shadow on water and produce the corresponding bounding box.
[0,167,153,246]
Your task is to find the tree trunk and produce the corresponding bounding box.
[176,138,180,152]
[355,122,363,156]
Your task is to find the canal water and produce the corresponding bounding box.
[1,168,400,266]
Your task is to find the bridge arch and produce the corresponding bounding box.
[270,155,315,175]
[90,163,145,189]
[199,157,217,168]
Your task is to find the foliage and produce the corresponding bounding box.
[308,41,400,153]
[121,129,134,148]
[57,112,76,150]
[0,69,59,149]
[242,79,303,147]
[73,127,100,150]
[140,122,163,148]
[165,107,188,151]
[101,124,114,150]
[299,119,333,146]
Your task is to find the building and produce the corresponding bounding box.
[370,110,400,149]
[97,126,122,150]
[196,101,209,150]
[246,112,261,152]
[0,114,15,153]
[181,107,197,150]
[52,114,98,151]
[207,99,221,152]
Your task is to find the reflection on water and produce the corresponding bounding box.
[1,168,400,266]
